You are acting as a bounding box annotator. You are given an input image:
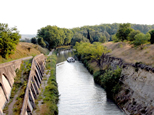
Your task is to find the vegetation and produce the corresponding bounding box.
[112,23,154,48]
[70,32,89,46]
[37,26,73,49]
[41,52,59,115]
[94,67,122,97]
[0,42,49,64]
[3,59,32,114]
[31,37,37,44]
[37,37,46,48]
[74,42,122,98]
[74,42,111,65]
[71,23,154,44]
[116,23,133,41]
[0,23,21,58]
[149,30,154,44]
[103,42,154,66]
[132,33,150,49]
[13,60,31,114]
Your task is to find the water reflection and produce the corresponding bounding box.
[57,50,74,63]
[56,51,125,115]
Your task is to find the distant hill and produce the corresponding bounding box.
[21,34,36,40]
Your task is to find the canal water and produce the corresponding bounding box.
[56,50,125,115]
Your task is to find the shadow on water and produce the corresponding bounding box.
[56,50,125,115]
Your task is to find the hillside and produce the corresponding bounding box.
[0,42,49,64]
[103,42,154,67]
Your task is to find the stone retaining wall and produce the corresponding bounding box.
[0,56,32,115]
[20,54,46,115]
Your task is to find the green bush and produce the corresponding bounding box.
[43,52,59,115]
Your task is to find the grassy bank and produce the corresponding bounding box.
[103,42,154,67]
[39,52,59,115]
[0,42,49,64]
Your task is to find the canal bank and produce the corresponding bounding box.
[74,43,154,115]
[56,50,125,115]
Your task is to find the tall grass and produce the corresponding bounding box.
[0,42,49,64]
[41,52,59,115]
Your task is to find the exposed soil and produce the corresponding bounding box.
[7,87,22,115]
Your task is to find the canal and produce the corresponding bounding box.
[56,50,125,115]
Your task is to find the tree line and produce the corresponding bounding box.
[1,22,154,58]
[112,23,154,49]
[30,23,154,50]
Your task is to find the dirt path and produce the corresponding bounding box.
[33,70,50,115]
[8,87,22,115]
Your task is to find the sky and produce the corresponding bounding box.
[0,0,154,34]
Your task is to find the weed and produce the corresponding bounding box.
[119,44,123,48]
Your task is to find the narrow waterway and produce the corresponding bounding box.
[56,50,125,115]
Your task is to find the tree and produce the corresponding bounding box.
[71,33,89,46]
[63,29,73,45]
[112,34,119,42]
[133,33,150,49]
[116,23,133,41]
[0,23,21,58]
[31,37,37,44]
[99,36,106,43]
[37,37,46,48]
[128,30,141,41]
[37,26,61,49]
[149,30,154,44]
[104,31,110,41]
[87,29,92,43]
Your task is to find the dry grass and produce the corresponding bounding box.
[103,42,154,67]
[0,42,49,64]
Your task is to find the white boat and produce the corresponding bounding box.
[67,57,75,62]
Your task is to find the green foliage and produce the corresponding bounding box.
[116,23,133,41]
[132,33,150,49]
[149,29,154,44]
[128,30,141,41]
[112,34,119,42]
[71,33,89,46]
[99,36,106,43]
[74,42,111,63]
[0,23,21,58]
[99,66,122,96]
[43,52,59,115]
[37,37,46,48]
[63,29,74,45]
[31,37,37,44]
[37,25,73,49]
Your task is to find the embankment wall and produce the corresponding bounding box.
[0,56,32,115]
[20,54,46,115]
[100,54,154,115]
